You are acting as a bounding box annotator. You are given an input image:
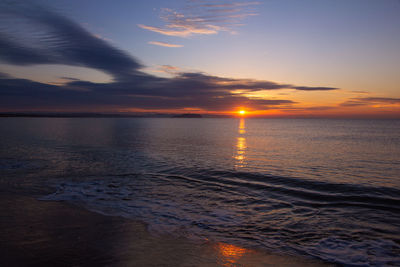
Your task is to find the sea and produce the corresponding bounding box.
[1,117,399,266]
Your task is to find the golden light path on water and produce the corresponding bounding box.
[235,118,247,168]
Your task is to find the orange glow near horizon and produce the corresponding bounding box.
[107,104,400,119]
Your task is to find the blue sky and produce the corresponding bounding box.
[0,0,399,117]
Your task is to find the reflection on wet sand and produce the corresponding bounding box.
[235,118,247,168]
[218,242,247,266]
[0,195,331,266]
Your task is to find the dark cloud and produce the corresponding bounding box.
[0,75,296,111]
[0,1,142,80]
[340,97,400,107]
[300,106,336,111]
[0,71,11,79]
[340,100,365,107]
[291,86,337,91]
[59,77,81,82]
[0,1,338,112]
[357,97,400,104]
[0,34,55,65]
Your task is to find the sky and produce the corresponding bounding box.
[0,0,399,118]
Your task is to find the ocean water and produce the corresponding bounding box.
[1,117,399,266]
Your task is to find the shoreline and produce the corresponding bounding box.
[0,194,333,266]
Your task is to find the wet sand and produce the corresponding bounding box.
[0,194,333,266]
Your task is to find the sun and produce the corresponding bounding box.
[238,110,246,115]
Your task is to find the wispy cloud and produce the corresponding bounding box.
[340,97,400,107]
[199,2,260,8]
[139,1,259,37]
[148,41,183,48]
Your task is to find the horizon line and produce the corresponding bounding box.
[0,112,399,119]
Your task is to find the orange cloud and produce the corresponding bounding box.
[148,41,183,47]
[139,24,219,37]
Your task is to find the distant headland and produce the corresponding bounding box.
[172,114,202,118]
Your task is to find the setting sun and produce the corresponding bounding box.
[239,110,246,115]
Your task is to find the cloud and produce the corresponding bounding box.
[138,1,259,37]
[340,97,400,107]
[148,41,183,48]
[168,72,337,93]
[351,90,369,94]
[0,1,142,80]
[157,65,181,74]
[0,1,338,113]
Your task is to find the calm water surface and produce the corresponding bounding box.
[1,118,399,266]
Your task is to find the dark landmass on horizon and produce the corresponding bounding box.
[0,112,232,118]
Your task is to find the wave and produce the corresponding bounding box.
[123,167,400,213]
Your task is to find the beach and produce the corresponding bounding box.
[0,193,331,267]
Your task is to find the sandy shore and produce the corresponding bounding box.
[0,194,333,266]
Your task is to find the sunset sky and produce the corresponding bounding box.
[0,0,399,117]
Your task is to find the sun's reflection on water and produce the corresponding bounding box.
[235,118,247,168]
[238,118,246,134]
